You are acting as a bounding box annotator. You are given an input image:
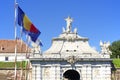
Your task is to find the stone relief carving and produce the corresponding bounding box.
[44,67,50,79]
[93,68,100,78]
[67,56,77,64]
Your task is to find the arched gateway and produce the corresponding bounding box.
[63,69,80,80]
[30,17,112,80]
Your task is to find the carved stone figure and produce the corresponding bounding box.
[74,28,77,34]
[100,41,112,55]
[62,27,65,33]
[31,41,41,53]
[65,16,73,33]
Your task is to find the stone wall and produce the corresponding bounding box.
[0,69,32,80]
[111,68,120,80]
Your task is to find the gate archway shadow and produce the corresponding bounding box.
[63,69,80,80]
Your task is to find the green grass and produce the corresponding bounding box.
[0,61,28,69]
[112,59,120,68]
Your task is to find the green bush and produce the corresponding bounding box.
[112,59,120,68]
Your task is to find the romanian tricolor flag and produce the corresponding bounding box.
[18,6,40,42]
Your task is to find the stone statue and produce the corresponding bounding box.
[74,28,77,34]
[65,16,73,33]
[31,40,41,53]
[62,27,65,33]
[100,41,112,55]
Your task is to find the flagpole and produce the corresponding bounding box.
[14,0,17,80]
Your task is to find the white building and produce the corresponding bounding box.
[30,17,112,80]
[0,39,31,61]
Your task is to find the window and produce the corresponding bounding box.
[66,50,69,52]
[1,47,5,51]
[5,57,8,61]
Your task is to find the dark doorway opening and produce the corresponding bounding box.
[63,69,80,80]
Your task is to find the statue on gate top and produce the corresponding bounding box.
[100,41,112,55]
[65,16,73,33]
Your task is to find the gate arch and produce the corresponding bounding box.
[63,69,80,80]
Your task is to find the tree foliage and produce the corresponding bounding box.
[109,40,120,58]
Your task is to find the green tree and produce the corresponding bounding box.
[109,40,120,58]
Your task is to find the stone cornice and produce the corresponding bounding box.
[52,38,88,41]
[30,57,112,62]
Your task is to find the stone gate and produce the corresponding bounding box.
[30,17,112,80]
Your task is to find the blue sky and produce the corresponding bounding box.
[0,0,120,51]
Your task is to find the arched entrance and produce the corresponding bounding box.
[63,69,80,80]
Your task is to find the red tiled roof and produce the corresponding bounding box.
[0,39,31,53]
